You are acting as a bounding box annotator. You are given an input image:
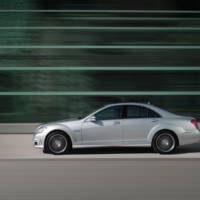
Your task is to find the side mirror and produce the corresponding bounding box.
[87,116,96,122]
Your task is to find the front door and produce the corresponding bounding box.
[81,106,124,146]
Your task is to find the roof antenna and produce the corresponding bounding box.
[147,101,151,105]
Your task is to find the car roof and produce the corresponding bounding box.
[105,102,151,107]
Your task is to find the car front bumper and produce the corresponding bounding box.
[33,133,44,149]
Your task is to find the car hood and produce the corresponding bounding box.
[41,118,82,127]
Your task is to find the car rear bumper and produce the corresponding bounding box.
[179,130,200,146]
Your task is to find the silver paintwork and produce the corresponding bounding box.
[33,103,200,151]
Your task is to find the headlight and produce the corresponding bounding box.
[36,125,47,133]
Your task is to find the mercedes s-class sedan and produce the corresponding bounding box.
[33,103,200,154]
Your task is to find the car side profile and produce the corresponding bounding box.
[33,103,200,154]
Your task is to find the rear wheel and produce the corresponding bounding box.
[152,132,177,154]
[45,131,71,155]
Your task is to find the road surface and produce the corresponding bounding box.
[0,134,200,200]
[1,159,200,200]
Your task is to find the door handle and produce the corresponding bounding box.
[114,121,120,125]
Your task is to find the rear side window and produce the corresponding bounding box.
[148,109,161,118]
[126,106,161,119]
[126,106,148,118]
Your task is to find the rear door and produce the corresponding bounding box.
[121,105,161,145]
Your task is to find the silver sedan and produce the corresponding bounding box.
[33,103,200,154]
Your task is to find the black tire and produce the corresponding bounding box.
[45,131,72,155]
[152,131,177,154]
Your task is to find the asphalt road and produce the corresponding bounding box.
[1,159,200,200]
[1,134,200,200]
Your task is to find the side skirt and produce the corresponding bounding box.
[73,143,151,149]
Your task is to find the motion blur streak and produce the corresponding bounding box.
[0,0,200,123]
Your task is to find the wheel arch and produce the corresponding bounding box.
[151,129,179,147]
[44,129,73,151]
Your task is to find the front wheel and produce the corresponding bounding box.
[152,132,177,154]
[45,131,71,155]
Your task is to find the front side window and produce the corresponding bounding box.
[95,106,123,120]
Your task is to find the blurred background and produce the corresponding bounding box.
[0,0,200,123]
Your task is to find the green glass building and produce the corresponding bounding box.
[0,0,200,123]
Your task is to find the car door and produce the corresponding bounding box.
[121,105,161,145]
[81,105,124,146]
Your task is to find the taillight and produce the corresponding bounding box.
[191,119,199,130]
